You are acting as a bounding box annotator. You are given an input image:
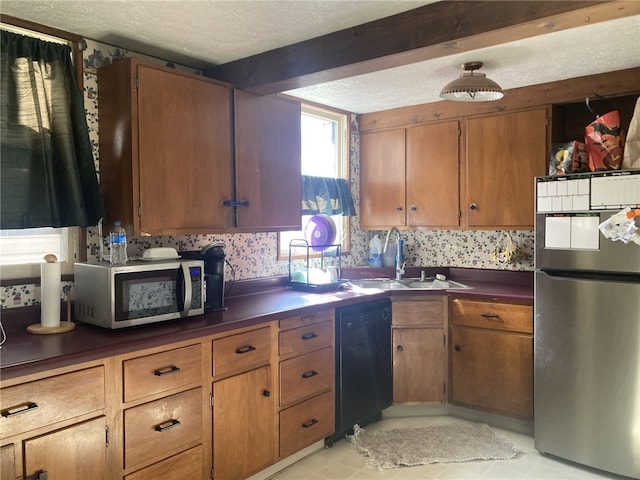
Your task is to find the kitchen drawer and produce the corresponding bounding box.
[451,299,532,334]
[125,445,203,480]
[212,326,271,377]
[279,309,334,331]
[123,344,202,403]
[279,391,334,458]
[280,347,333,407]
[124,387,202,469]
[279,320,333,358]
[0,366,105,439]
[392,296,446,327]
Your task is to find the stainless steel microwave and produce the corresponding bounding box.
[74,259,204,329]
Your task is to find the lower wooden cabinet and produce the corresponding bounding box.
[277,310,335,459]
[124,445,204,480]
[450,298,533,419]
[22,416,107,480]
[124,388,203,469]
[279,391,334,458]
[0,362,108,480]
[212,365,275,480]
[393,328,446,402]
[392,296,447,403]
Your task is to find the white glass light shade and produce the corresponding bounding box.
[440,63,504,102]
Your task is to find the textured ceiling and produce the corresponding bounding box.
[1,0,639,113]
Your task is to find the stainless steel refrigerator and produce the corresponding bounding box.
[534,170,640,479]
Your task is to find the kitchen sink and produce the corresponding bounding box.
[348,277,471,291]
[348,279,408,290]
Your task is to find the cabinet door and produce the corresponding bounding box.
[1,444,15,480]
[360,129,406,229]
[136,64,234,234]
[393,328,445,403]
[213,366,275,480]
[406,121,460,227]
[451,326,533,418]
[464,108,548,228]
[234,90,301,230]
[23,416,106,480]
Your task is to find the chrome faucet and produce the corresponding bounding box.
[384,227,405,280]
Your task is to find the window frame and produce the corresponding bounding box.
[277,102,351,261]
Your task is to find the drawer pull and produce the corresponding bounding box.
[301,418,319,428]
[1,401,38,417]
[454,345,461,352]
[480,313,500,319]
[154,365,181,376]
[301,370,319,379]
[263,389,271,397]
[301,332,319,340]
[154,419,181,432]
[235,345,257,354]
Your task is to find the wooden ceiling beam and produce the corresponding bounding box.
[204,1,639,94]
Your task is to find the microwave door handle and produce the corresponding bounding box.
[180,263,192,316]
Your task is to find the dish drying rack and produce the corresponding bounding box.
[288,239,344,292]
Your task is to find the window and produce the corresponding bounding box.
[279,104,350,259]
[0,227,78,277]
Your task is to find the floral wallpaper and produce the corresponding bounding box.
[0,38,533,309]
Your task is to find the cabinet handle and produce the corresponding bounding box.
[262,389,271,397]
[154,365,181,376]
[222,200,250,208]
[154,419,180,432]
[301,370,319,379]
[454,345,461,352]
[480,313,500,319]
[301,418,319,428]
[1,401,38,417]
[469,203,478,210]
[301,332,318,340]
[410,205,417,211]
[397,345,404,352]
[235,345,256,354]
[396,206,403,212]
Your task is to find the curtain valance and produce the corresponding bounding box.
[301,175,356,216]
[1,30,103,229]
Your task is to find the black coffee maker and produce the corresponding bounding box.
[180,242,226,312]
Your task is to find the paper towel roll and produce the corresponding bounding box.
[41,259,61,328]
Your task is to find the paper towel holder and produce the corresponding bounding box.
[26,254,76,335]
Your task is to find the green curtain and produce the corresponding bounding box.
[0,30,103,229]
[301,175,356,216]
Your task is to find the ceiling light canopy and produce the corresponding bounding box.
[440,62,504,102]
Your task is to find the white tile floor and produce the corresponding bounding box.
[269,413,627,480]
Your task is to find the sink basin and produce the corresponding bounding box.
[348,277,471,291]
[348,279,408,290]
[403,279,471,290]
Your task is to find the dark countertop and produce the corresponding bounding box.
[0,267,532,381]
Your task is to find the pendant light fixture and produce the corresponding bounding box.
[440,61,504,102]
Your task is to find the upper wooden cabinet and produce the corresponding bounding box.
[98,59,302,235]
[360,108,548,230]
[464,107,548,228]
[406,121,460,227]
[234,90,302,231]
[98,57,235,236]
[360,120,461,229]
[360,128,406,229]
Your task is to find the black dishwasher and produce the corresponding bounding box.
[326,297,392,445]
